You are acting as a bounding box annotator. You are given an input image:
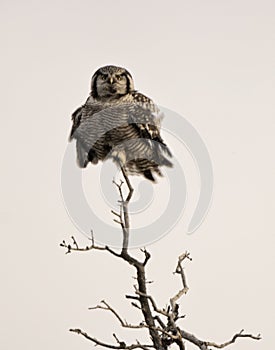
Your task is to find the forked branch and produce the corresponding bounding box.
[170,252,192,313]
[62,170,260,350]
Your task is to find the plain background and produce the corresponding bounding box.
[1,0,274,349]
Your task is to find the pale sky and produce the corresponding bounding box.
[1,0,274,349]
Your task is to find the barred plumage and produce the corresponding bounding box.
[69,65,172,182]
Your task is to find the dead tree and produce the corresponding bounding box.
[61,169,260,350]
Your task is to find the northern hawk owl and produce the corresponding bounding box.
[69,65,172,181]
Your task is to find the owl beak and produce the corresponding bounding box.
[109,77,114,84]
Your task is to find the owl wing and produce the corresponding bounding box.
[69,106,83,141]
[128,93,172,157]
[69,98,105,167]
[69,105,90,167]
[69,102,139,167]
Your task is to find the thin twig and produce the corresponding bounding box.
[111,210,121,218]
[60,232,120,257]
[70,328,154,349]
[89,300,143,329]
[141,248,151,266]
[125,295,140,301]
[205,329,261,348]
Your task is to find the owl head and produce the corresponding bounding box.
[91,65,134,99]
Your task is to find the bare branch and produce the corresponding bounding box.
[174,336,186,350]
[113,174,131,250]
[131,302,142,310]
[141,324,179,340]
[113,333,123,345]
[89,300,143,329]
[70,328,154,349]
[105,246,122,257]
[63,175,261,350]
[179,327,261,350]
[113,219,125,226]
[121,167,134,203]
[71,236,79,249]
[125,295,140,301]
[111,210,121,218]
[154,316,166,329]
[135,290,168,317]
[113,179,124,202]
[170,252,191,313]
[60,234,106,253]
[60,233,122,259]
[205,329,261,348]
[141,248,151,266]
[84,299,181,347]
[180,329,207,349]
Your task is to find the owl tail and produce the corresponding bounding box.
[143,169,156,182]
[125,159,166,182]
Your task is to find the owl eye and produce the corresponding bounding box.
[116,75,122,81]
[100,74,107,80]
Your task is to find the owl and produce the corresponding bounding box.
[69,65,172,182]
